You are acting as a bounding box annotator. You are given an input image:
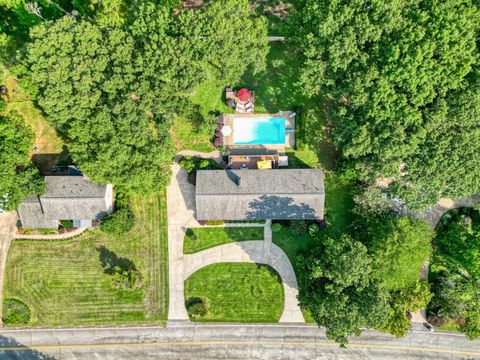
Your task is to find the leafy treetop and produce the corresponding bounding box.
[0,109,44,210]
[294,0,480,209]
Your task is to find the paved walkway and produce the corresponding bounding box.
[176,150,224,165]
[0,212,18,325]
[166,161,304,323]
[398,192,480,228]
[183,241,304,322]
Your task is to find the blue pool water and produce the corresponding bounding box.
[233,117,286,145]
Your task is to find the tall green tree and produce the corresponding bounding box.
[27,1,268,192]
[392,81,480,208]
[297,233,389,345]
[359,215,433,290]
[293,0,480,209]
[177,0,268,85]
[28,17,174,193]
[430,214,480,338]
[380,280,432,337]
[354,209,434,337]
[0,110,44,210]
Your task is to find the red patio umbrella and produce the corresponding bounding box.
[237,88,252,102]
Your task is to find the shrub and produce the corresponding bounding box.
[20,228,58,235]
[199,159,210,169]
[186,297,208,319]
[3,298,31,325]
[474,202,480,212]
[308,223,320,237]
[179,156,223,175]
[101,208,134,235]
[290,220,307,235]
[110,266,143,291]
[206,220,224,226]
[60,220,73,228]
[271,223,282,232]
[179,156,197,175]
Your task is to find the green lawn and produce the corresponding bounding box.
[4,193,169,327]
[172,79,233,152]
[240,42,336,171]
[183,227,264,254]
[184,263,284,322]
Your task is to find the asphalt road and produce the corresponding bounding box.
[0,322,479,359]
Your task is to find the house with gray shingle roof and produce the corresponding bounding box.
[18,176,113,229]
[195,169,324,221]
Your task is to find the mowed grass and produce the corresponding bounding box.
[184,263,284,322]
[4,193,168,327]
[172,79,233,152]
[183,227,264,254]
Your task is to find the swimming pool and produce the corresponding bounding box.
[233,117,286,145]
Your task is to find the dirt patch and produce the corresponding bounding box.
[183,0,204,9]
[438,198,455,209]
[376,177,393,188]
[252,0,294,19]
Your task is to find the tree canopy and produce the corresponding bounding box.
[430,212,480,338]
[294,0,480,209]
[359,215,433,290]
[352,212,434,338]
[297,233,389,345]
[26,0,268,192]
[0,109,44,210]
[27,17,174,193]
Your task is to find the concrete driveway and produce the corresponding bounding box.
[0,211,18,325]
[166,161,304,323]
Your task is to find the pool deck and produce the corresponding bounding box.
[223,112,295,149]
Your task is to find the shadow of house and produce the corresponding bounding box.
[0,335,57,359]
[245,195,317,220]
[31,145,72,176]
[175,167,196,211]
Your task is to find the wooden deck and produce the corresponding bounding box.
[228,155,278,169]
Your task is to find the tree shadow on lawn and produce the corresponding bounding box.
[96,246,138,275]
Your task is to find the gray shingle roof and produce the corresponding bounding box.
[43,176,107,198]
[17,196,58,229]
[196,169,325,221]
[18,176,111,228]
[41,176,108,220]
